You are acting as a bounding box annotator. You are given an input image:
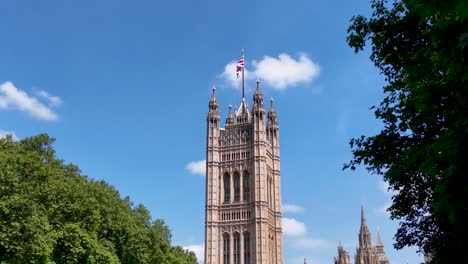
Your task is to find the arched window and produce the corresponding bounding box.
[233,232,240,264]
[224,173,231,203]
[243,231,250,264]
[234,172,240,202]
[223,233,230,264]
[269,177,274,207]
[243,171,250,202]
[267,177,270,206]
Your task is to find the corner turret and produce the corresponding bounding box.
[267,97,279,139]
[207,86,220,129]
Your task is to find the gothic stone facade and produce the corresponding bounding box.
[205,81,283,264]
[334,207,390,264]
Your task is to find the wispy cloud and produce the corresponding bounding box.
[283,217,332,250]
[36,90,62,107]
[375,202,392,216]
[0,130,18,141]
[376,180,396,216]
[283,217,307,237]
[283,203,305,214]
[220,53,320,91]
[183,244,204,264]
[0,81,60,121]
[291,237,333,249]
[186,160,206,176]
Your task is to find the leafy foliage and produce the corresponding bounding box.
[345,0,467,262]
[0,134,197,264]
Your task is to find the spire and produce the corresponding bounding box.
[267,96,278,139]
[253,79,263,101]
[358,206,372,249]
[361,205,365,225]
[235,97,250,123]
[207,85,220,128]
[209,85,218,107]
[252,79,265,120]
[376,227,383,246]
[268,96,277,117]
[304,258,307,264]
[226,104,234,125]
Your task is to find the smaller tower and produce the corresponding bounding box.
[205,86,221,264]
[334,242,351,264]
[374,229,390,264]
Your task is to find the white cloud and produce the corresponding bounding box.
[0,130,18,141]
[253,53,320,90]
[186,160,206,176]
[378,180,390,194]
[375,202,392,216]
[0,82,60,121]
[291,237,333,249]
[282,217,307,237]
[283,204,305,214]
[220,53,320,91]
[36,90,62,107]
[183,244,204,263]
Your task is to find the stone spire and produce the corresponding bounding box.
[253,79,264,105]
[208,85,218,107]
[359,206,372,249]
[375,228,390,264]
[207,85,220,129]
[355,206,379,264]
[225,104,234,125]
[376,229,383,246]
[267,96,278,140]
[252,79,265,123]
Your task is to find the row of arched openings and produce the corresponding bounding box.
[223,232,250,264]
[223,171,250,203]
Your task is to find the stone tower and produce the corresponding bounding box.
[334,243,352,264]
[355,207,379,264]
[374,230,390,264]
[204,81,283,264]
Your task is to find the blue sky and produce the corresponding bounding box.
[0,0,423,263]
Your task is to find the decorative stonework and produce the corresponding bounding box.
[205,82,283,264]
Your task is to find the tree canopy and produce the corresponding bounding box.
[345,0,467,263]
[0,134,197,264]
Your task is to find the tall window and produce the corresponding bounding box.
[269,178,274,207]
[234,172,240,202]
[243,171,250,202]
[233,232,240,264]
[223,233,230,264]
[224,173,230,203]
[243,232,250,264]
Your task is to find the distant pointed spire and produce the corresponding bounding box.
[361,205,365,224]
[376,227,383,246]
[304,257,307,264]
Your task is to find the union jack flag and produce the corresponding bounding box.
[236,56,244,78]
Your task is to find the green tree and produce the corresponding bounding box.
[345,0,467,262]
[0,134,197,264]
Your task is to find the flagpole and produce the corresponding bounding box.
[241,49,245,99]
